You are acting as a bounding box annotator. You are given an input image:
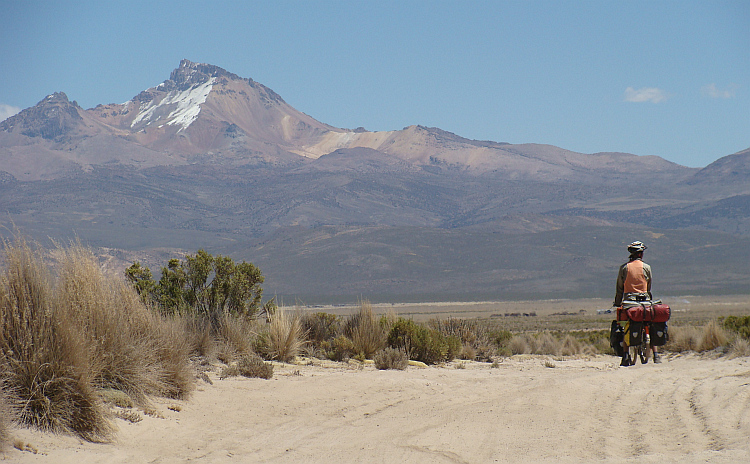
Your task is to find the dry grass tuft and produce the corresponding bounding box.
[560,335,582,356]
[698,321,729,352]
[666,322,732,354]
[55,245,194,402]
[345,301,385,359]
[219,355,274,379]
[508,335,529,355]
[213,314,259,363]
[665,326,701,352]
[460,344,477,360]
[0,238,111,441]
[374,347,409,370]
[535,332,559,355]
[729,337,750,358]
[0,237,194,442]
[0,386,12,450]
[114,409,142,423]
[268,310,305,363]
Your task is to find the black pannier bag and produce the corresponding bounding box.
[628,321,644,346]
[650,322,669,346]
[610,320,624,357]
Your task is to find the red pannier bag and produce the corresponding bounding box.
[626,305,647,322]
[626,303,671,322]
[650,303,671,322]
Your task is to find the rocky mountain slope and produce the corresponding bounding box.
[1,60,748,301]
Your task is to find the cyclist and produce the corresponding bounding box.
[614,241,660,365]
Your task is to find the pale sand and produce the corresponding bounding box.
[7,354,750,463]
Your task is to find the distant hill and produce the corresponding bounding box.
[1,60,749,302]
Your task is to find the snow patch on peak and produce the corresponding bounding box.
[165,78,214,131]
[131,78,215,132]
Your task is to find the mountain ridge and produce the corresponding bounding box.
[1,60,749,301]
[2,59,701,183]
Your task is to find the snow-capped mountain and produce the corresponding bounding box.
[2,60,750,300]
[1,59,694,182]
[87,59,336,157]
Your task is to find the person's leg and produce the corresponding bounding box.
[652,346,661,363]
[620,342,632,366]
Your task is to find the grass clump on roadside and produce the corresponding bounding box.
[344,300,386,359]
[374,347,409,370]
[0,237,195,442]
[265,310,305,363]
[219,354,274,380]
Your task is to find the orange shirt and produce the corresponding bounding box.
[614,258,652,306]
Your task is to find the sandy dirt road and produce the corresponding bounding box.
[8,354,750,463]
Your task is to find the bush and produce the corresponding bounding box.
[213,314,260,363]
[560,334,582,356]
[387,318,454,365]
[508,335,529,355]
[125,250,274,324]
[431,318,496,362]
[301,312,341,356]
[220,355,273,380]
[723,315,750,340]
[325,335,355,361]
[374,347,409,370]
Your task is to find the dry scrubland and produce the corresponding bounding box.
[1,239,749,463]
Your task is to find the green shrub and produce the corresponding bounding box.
[125,250,274,324]
[430,318,501,362]
[301,312,341,354]
[374,347,409,370]
[722,315,750,340]
[325,335,355,361]
[489,329,513,348]
[387,318,452,365]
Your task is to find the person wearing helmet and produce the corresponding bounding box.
[613,241,658,366]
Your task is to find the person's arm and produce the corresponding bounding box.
[613,264,626,306]
[645,263,652,300]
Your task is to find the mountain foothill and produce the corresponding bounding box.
[1,60,749,302]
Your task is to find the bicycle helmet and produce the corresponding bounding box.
[627,241,647,253]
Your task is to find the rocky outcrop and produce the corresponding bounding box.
[0,92,84,140]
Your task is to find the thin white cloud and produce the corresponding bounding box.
[702,83,737,99]
[0,103,21,122]
[624,87,669,103]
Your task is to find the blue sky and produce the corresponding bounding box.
[1,0,748,167]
